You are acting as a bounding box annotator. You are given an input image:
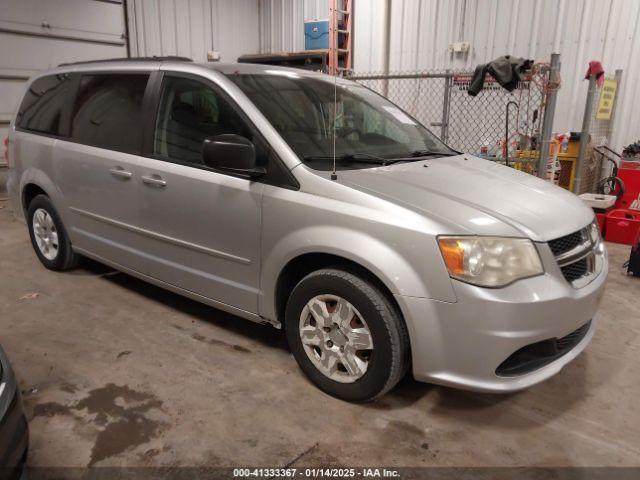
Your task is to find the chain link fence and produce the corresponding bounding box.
[351,61,627,196]
[349,72,449,141]
[447,71,548,161]
[351,66,551,172]
[579,70,623,194]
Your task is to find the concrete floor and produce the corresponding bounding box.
[0,193,639,468]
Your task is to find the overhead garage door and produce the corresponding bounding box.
[0,0,128,165]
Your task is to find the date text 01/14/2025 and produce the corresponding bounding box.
[232,468,400,477]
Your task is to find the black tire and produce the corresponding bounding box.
[26,194,78,271]
[285,268,410,402]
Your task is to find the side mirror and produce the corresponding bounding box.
[202,134,266,178]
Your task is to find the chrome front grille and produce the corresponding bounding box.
[548,230,585,256]
[549,223,603,287]
[560,257,589,282]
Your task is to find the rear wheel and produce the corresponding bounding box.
[27,194,78,271]
[285,269,409,402]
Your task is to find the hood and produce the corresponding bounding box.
[335,155,594,242]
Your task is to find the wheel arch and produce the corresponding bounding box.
[16,163,67,221]
[22,182,49,213]
[273,251,420,356]
[273,252,405,331]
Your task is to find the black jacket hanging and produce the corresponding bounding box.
[468,56,534,96]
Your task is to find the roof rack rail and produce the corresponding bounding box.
[58,56,193,67]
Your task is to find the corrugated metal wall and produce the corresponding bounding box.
[359,0,640,151]
[127,0,261,63]
[258,0,328,52]
[259,0,640,150]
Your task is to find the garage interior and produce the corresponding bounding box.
[1,0,640,473]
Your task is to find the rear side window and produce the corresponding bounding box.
[71,74,149,154]
[17,73,73,136]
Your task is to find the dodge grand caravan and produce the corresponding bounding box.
[6,58,607,402]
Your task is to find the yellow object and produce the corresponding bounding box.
[596,79,617,120]
[557,155,577,192]
[563,139,580,156]
[516,142,578,191]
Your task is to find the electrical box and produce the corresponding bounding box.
[304,19,330,50]
[207,50,221,62]
[448,42,470,53]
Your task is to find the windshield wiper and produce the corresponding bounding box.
[303,153,398,165]
[405,149,458,158]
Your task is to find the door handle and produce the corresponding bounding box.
[141,174,167,188]
[109,167,133,179]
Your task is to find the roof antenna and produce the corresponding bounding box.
[331,71,338,181]
[330,5,338,182]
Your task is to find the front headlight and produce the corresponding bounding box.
[438,236,544,287]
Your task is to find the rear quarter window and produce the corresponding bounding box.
[71,74,149,154]
[17,73,74,136]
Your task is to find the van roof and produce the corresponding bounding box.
[47,57,352,86]
[58,56,193,67]
[55,57,328,78]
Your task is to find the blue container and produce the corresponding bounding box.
[304,19,330,50]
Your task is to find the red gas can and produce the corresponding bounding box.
[605,209,640,245]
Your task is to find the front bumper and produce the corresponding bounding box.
[396,248,607,393]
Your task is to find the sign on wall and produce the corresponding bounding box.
[596,79,618,120]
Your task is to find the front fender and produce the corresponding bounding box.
[259,225,456,322]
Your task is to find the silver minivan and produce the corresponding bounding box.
[6,58,607,402]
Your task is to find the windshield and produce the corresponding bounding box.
[228,72,456,170]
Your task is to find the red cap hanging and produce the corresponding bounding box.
[585,61,605,88]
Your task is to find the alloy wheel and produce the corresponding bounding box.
[298,294,374,383]
[32,208,59,260]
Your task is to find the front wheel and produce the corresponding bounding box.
[285,269,409,402]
